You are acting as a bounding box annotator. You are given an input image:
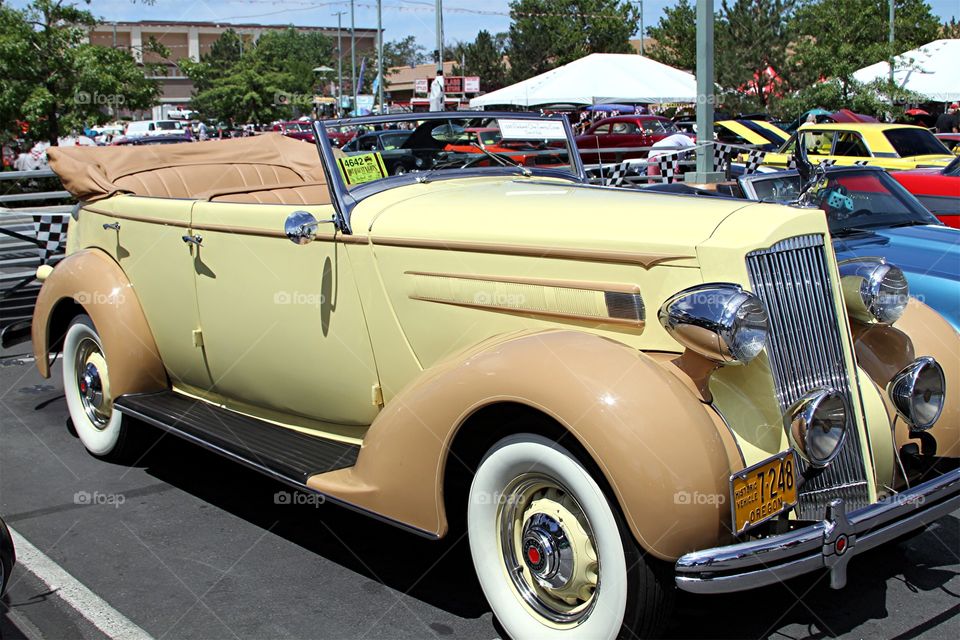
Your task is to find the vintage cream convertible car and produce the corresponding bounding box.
[36,113,959,639]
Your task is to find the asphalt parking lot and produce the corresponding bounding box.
[1,343,958,640]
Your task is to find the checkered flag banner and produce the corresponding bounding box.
[603,161,634,187]
[656,153,682,183]
[712,143,735,173]
[33,214,68,264]
[853,160,869,166]
[744,150,767,174]
[819,159,837,167]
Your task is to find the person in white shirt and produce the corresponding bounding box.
[429,71,445,112]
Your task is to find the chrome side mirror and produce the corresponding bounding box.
[284,210,334,245]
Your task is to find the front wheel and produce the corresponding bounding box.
[62,315,140,462]
[468,434,672,639]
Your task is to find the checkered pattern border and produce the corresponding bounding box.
[744,150,767,174]
[712,143,735,173]
[603,161,635,187]
[33,214,68,264]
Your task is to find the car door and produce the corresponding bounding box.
[188,198,381,426]
[81,197,214,392]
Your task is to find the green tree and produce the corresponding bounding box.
[453,30,508,92]
[0,0,160,144]
[382,35,428,69]
[646,0,698,71]
[505,0,640,82]
[716,0,796,108]
[180,27,335,123]
[790,0,941,98]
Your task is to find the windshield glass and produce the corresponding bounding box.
[944,155,959,177]
[746,169,941,234]
[884,128,950,157]
[321,114,577,187]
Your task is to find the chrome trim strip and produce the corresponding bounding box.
[676,468,960,593]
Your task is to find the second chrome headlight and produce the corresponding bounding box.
[838,258,909,325]
[658,284,770,364]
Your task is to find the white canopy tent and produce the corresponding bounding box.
[852,39,960,102]
[469,53,697,108]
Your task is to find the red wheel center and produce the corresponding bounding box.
[527,546,541,565]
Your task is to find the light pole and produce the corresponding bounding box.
[350,0,356,113]
[639,0,644,56]
[691,0,723,183]
[888,0,895,85]
[333,11,345,115]
[377,0,384,113]
[435,0,444,74]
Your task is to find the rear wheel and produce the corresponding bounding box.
[62,315,140,461]
[468,434,672,639]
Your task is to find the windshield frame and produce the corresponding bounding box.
[738,165,942,234]
[313,111,586,234]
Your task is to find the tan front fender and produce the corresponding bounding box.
[32,248,167,397]
[852,298,960,459]
[308,330,739,560]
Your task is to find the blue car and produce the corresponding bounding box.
[738,166,960,330]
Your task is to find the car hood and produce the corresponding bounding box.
[832,224,959,279]
[359,177,785,258]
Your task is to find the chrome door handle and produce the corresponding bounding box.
[102,222,120,231]
[181,234,203,246]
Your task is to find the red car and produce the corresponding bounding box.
[575,116,690,163]
[936,133,960,154]
[890,155,960,227]
[272,121,315,143]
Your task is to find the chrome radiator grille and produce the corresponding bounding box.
[746,234,870,518]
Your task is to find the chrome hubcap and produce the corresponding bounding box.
[522,513,574,589]
[75,339,111,428]
[498,475,599,626]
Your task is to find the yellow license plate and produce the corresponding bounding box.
[731,451,798,534]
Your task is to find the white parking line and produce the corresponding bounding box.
[8,526,154,640]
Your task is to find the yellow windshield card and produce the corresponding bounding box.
[337,152,388,185]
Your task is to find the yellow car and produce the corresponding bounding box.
[763,122,955,169]
[715,119,790,151]
[35,112,959,639]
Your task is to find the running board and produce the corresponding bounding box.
[114,391,360,485]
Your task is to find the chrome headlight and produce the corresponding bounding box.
[658,284,769,364]
[888,356,945,430]
[784,388,849,468]
[838,258,909,325]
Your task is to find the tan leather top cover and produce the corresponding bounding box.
[47,134,326,202]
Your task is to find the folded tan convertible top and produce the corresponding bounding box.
[47,133,326,202]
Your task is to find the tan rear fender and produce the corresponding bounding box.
[32,248,167,397]
[308,329,739,560]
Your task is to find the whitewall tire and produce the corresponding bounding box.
[468,433,670,639]
[62,315,133,459]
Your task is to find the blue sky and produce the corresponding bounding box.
[9,0,960,48]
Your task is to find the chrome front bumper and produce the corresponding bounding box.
[675,468,960,593]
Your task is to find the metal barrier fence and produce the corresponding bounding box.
[0,168,72,344]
